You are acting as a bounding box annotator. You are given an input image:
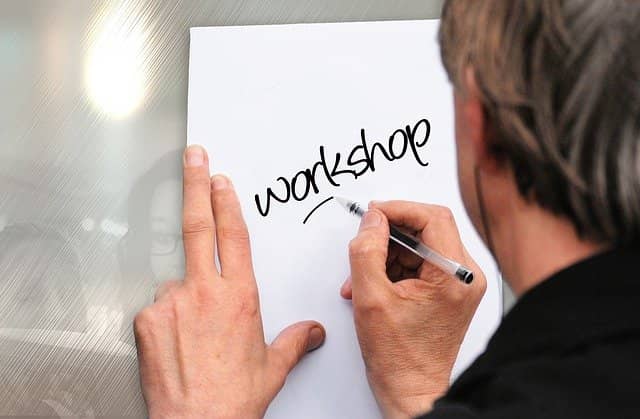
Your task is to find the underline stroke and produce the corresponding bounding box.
[302,197,335,225]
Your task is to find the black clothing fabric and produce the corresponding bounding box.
[420,247,640,419]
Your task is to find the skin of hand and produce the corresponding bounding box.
[134,145,326,419]
[342,201,487,419]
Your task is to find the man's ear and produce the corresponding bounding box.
[459,67,500,173]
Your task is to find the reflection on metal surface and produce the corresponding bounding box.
[121,149,184,283]
[0,222,140,416]
[0,328,135,357]
[85,2,150,119]
[81,217,96,231]
[1,0,446,416]
[100,218,128,237]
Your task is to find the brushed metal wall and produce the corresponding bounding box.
[0,1,515,416]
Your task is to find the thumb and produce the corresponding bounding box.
[269,321,326,376]
[348,209,391,296]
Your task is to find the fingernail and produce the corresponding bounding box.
[360,210,381,230]
[368,200,383,208]
[184,145,205,167]
[306,327,325,352]
[211,175,230,190]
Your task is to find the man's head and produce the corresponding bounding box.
[439,0,640,247]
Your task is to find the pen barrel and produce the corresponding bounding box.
[415,242,459,277]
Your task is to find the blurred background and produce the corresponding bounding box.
[0,1,513,417]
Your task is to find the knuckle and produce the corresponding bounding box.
[474,275,488,298]
[183,171,210,189]
[163,287,182,304]
[218,225,250,244]
[449,287,467,305]
[348,239,360,258]
[133,307,155,334]
[182,217,214,235]
[154,299,179,326]
[241,284,260,303]
[193,281,217,304]
[241,301,260,319]
[349,236,385,261]
[158,295,177,312]
[168,298,181,320]
[450,278,484,306]
[211,186,233,202]
[433,205,455,222]
[353,290,387,314]
[155,281,179,299]
[236,288,260,318]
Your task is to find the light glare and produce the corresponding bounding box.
[85,7,149,119]
[100,219,128,237]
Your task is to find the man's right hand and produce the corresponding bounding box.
[342,201,486,419]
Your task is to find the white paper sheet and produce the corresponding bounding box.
[188,20,501,419]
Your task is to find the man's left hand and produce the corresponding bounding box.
[134,145,325,419]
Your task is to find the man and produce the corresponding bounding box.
[133,1,640,418]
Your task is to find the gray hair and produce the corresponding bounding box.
[439,0,640,245]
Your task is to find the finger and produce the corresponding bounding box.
[154,280,182,302]
[397,250,422,270]
[370,201,463,259]
[401,266,419,280]
[182,146,218,280]
[348,210,392,297]
[340,277,352,300]
[210,175,255,282]
[387,244,399,266]
[387,260,403,282]
[269,321,325,378]
[369,201,455,231]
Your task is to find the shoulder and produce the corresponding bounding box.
[419,335,640,419]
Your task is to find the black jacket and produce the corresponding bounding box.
[421,247,640,419]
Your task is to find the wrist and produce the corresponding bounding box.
[370,372,449,419]
[147,403,264,419]
[379,390,445,419]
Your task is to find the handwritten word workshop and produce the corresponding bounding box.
[254,118,432,217]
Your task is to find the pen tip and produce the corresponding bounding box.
[334,196,351,208]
